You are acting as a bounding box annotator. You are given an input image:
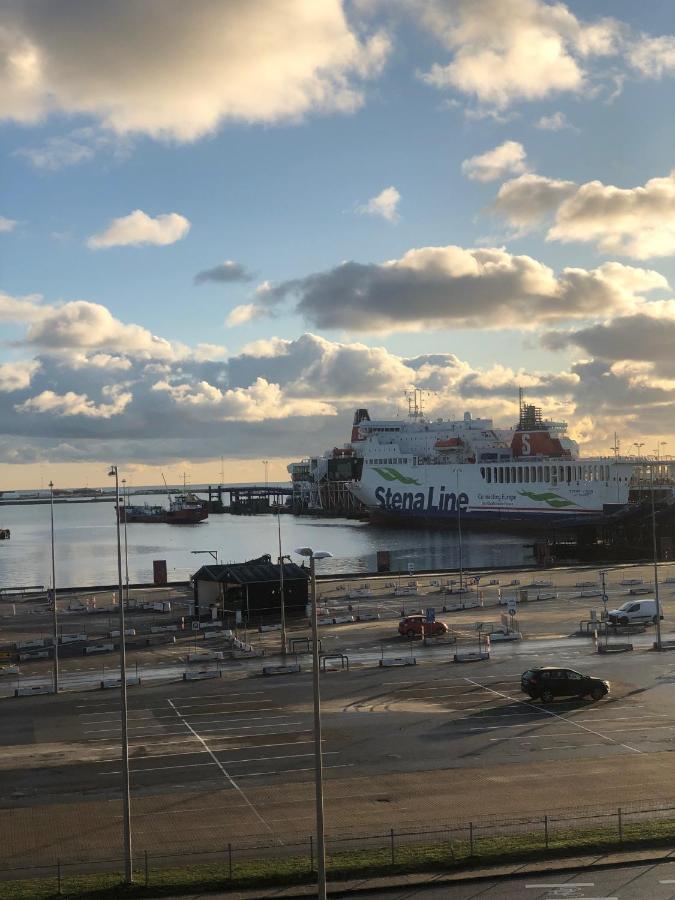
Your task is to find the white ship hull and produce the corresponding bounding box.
[350,460,633,526]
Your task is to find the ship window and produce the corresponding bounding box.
[566,466,572,482]
[518,468,523,483]
[511,466,517,482]
[524,467,529,483]
[480,466,485,479]
[544,465,550,482]
[494,467,498,482]
[537,466,544,481]
[504,468,510,484]
[487,468,492,483]
[498,467,504,483]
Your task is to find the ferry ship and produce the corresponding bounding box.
[117,491,208,524]
[347,397,634,526]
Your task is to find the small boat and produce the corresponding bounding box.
[0,528,9,540]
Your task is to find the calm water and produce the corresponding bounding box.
[0,496,531,589]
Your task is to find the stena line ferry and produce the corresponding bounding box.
[346,395,635,527]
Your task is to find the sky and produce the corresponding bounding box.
[1,0,675,489]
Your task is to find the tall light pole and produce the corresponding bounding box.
[650,463,663,650]
[49,481,59,693]
[277,508,288,656]
[262,459,269,489]
[294,546,333,900]
[108,465,133,884]
[122,479,130,607]
[599,569,609,647]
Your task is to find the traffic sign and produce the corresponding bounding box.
[425,607,435,623]
[408,562,415,575]
[507,605,517,617]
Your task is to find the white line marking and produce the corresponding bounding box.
[463,678,642,754]
[166,698,278,840]
[525,884,594,889]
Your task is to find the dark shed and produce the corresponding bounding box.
[192,554,309,621]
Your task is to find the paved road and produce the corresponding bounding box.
[366,858,675,898]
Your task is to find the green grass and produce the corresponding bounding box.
[4,818,675,899]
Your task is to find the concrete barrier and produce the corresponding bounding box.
[356,612,380,622]
[317,616,334,626]
[85,643,114,655]
[100,677,141,689]
[14,685,51,696]
[17,638,46,649]
[60,633,87,644]
[259,623,282,632]
[19,650,50,661]
[203,629,233,640]
[598,643,633,653]
[109,629,136,638]
[379,657,417,667]
[453,651,490,663]
[183,670,221,681]
[263,663,301,676]
[620,578,643,586]
[423,633,457,646]
[150,624,178,633]
[332,615,355,625]
[488,631,522,642]
[654,640,675,651]
[629,587,652,595]
[187,651,224,662]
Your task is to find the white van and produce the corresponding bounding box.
[608,599,663,626]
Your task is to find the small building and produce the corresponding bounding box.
[192,554,310,623]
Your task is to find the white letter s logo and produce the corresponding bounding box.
[522,433,531,455]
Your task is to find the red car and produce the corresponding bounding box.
[398,615,448,638]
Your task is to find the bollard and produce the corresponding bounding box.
[469,821,474,856]
[618,807,623,843]
[390,827,395,865]
[228,842,233,880]
[57,858,62,895]
[310,834,314,873]
[544,814,549,849]
[144,850,149,886]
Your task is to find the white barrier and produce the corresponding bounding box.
[629,587,652,595]
[15,685,51,696]
[379,657,417,667]
[453,651,490,663]
[263,663,301,676]
[187,651,224,662]
[579,590,602,598]
[17,652,44,662]
[333,615,355,625]
[664,577,675,585]
[85,643,114,654]
[151,624,178,633]
[17,638,46,649]
[203,629,233,640]
[346,589,373,600]
[109,629,136,638]
[100,677,140,689]
[488,631,522,642]
[394,586,418,596]
[423,634,457,646]
[183,670,221,681]
[357,612,380,622]
[620,578,643,586]
[259,623,282,633]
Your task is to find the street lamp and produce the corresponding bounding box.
[262,459,269,489]
[650,463,663,650]
[108,465,133,884]
[190,550,218,563]
[294,546,333,900]
[121,479,130,607]
[599,569,610,647]
[277,507,289,656]
[49,481,59,693]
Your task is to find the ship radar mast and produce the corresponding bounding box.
[404,388,432,419]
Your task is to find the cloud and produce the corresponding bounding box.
[461,140,527,182]
[0,216,17,232]
[258,245,664,332]
[226,303,267,327]
[87,210,190,249]
[17,134,95,170]
[535,111,573,130]
[151,376,336,422]
[24,300,178,359]
[0,360,40,392]
[417,0,620,109]
[628,35,675,79]
[16,385,132,419]
[356,186,401,222]
[194,261,254,284]
[491,173,578,233]
[0,1,390,141]
[547,170,675,259]
[0,291,44,322]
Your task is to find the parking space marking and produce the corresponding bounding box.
[463,678,643,754]
[166,698,278,839]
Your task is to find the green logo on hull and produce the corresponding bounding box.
[519,490,577,509]
[372,467,420,486]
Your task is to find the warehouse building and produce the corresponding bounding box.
[191,554,310,623]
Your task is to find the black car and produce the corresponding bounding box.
[521,667,610,702]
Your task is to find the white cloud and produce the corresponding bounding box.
[417,0,620,109]
[628,35,675,79]
[461,140,527,182]
[548,170,675,259]
[491,173,578,233]
[226,303,267,327]
[356,186,401,222]
[0,291,44,322]
[151,376,336,422]
[535,111,572,130]
[0,216,17,232]
[87,210,190,249]
[194,261,253,284]
[16,385,132,418]
[260,245,663,332]
[0,360,40,392]
[0,1,390,141]
[17,134,94,170]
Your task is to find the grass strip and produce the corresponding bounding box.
[3,818,675,899]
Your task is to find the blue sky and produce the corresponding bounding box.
[1,0,675,487]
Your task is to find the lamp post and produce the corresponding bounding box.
[108,465,133,884]
[650,463,663,650]
[294,546,333,900]
[122,479,130,608]
[191,550,218,563]
[49,481,59,693]
[277,508,288,656]
[599,569,609,647]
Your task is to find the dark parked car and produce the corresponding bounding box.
[521,667,610,702]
